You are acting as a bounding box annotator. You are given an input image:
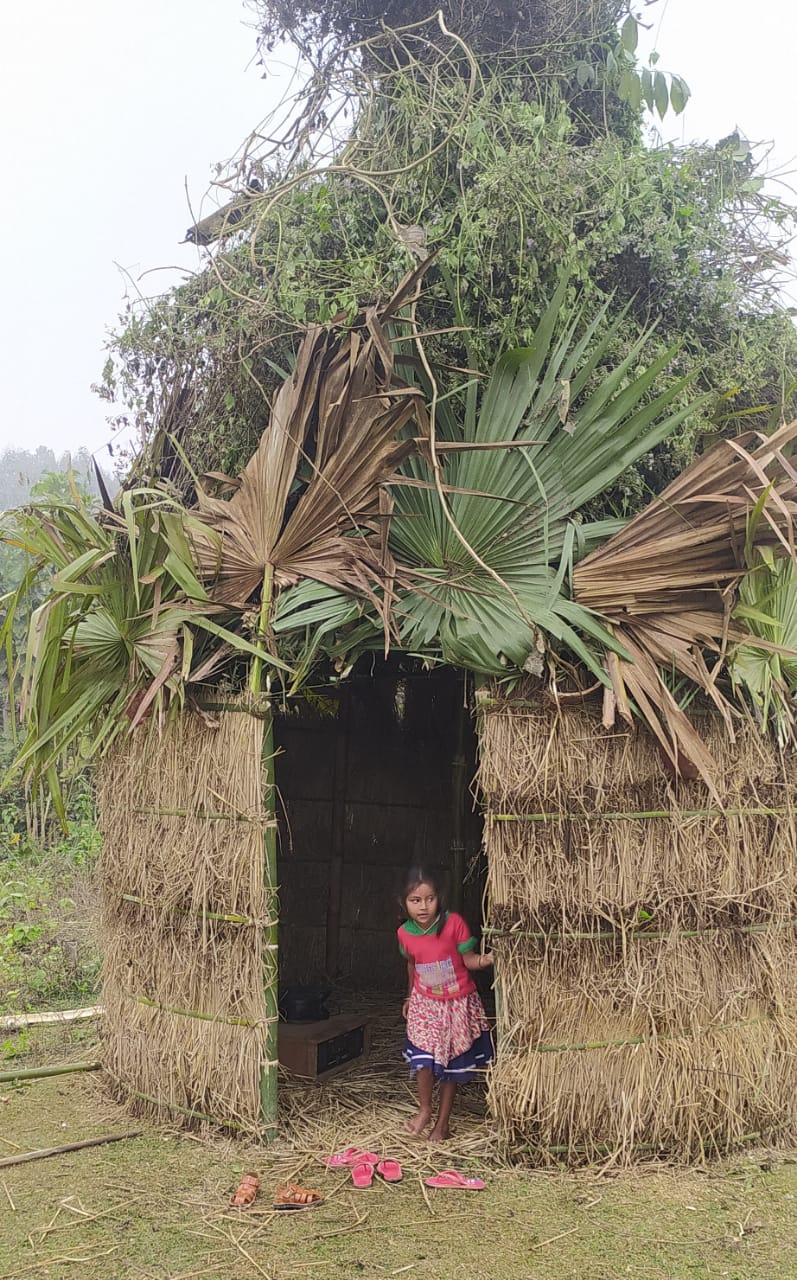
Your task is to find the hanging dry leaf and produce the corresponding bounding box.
[574,420,797,788]
[188,262,434,641]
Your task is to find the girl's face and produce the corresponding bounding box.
[405,882,439,927]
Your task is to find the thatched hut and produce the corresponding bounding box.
[93,659,797,1161]
[8,256,797,1165]
[480,693,797,1160]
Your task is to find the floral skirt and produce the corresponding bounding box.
[403,988,493,1082]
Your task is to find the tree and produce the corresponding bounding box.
[102,11,796,497]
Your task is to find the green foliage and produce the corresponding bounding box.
[0,814,101,1016]
[253,0,629,65]
[730,547,797,744]
[1,463,102,717]
[102,28,797,501]
[271,280,701,683]
[386,277,699,676]
[0,487,293,819]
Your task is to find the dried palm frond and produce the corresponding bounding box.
[573,420,797,785]
[188,262,431,640]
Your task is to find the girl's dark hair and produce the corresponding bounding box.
[400,865,447,912]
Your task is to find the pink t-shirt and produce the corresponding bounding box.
[397,911,477,1001]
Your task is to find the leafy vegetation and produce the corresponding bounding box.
[103,14,797,498]
[0,789,100,1019]
[5,6,797,804]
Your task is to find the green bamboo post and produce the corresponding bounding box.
[251,563,279,1142]
[474,679,504,1051]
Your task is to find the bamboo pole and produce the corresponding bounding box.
[485,918,797,941]
[0,1061,101,1084]
[131,806,271,823]
[250,562,278,1143]
[127,1090,244,1130]
[120,893,260,926]
[134,995,265,1028]
[0,1007,100,1033]
[494,806,795,822]
[0,1132,141,1169]
[515,1013,773,1055]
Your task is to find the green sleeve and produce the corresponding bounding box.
[457,937,477,954]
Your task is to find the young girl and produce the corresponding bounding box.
[398,866,494,1141]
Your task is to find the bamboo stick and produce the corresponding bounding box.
[259,706,279,1142]
[0,1062,101,1084]
[0,1007,100,1033]
[196,700,269,717]
[127,1090,244,1130]
[493,806,795,822]
[120,893,262,926]
[0,1132,141,1169]
[485,918,797,941]
[251,561,278,1143]
[131,807,272,824]
[513,1014,773,1055]
[134,995,268,1029]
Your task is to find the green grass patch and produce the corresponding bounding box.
[0,812,101,1021]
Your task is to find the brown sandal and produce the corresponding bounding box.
[273,1183,324,1211]
[230,1172,260,1207]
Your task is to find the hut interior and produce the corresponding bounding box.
[275,661,485,994]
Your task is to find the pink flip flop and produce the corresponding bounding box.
[424,1170,485,1191]
[351,1161,375,1188]
[324,1148,379,1168]
[376,1159,403,1183]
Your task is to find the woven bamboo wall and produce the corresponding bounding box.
[97,706,270,1135]
[478,687,797,1162]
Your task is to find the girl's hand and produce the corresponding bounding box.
[481,951,494,969]
[402,998,410,1020]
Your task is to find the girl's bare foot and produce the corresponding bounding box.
[428,1122,450,1142]
[405,1108,432,1136]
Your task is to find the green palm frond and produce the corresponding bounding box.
[1,488,291,819]
[730,547,797,744]
[389,279,699,676]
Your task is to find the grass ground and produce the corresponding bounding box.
[1,1024,796,1280]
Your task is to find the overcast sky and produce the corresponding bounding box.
[1,1,796,465]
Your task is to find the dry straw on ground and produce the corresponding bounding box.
[478,686,797,1163]
[97,704,270,1136]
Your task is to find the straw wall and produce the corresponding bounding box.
[478,687,797,1162]
[97,705,271,1135]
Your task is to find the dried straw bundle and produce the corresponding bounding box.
[97,705,270,1135]
[478,689,797,1162]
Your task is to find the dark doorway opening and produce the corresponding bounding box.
[275,663,485,996]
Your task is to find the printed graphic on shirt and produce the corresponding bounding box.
[415,956,460,998]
